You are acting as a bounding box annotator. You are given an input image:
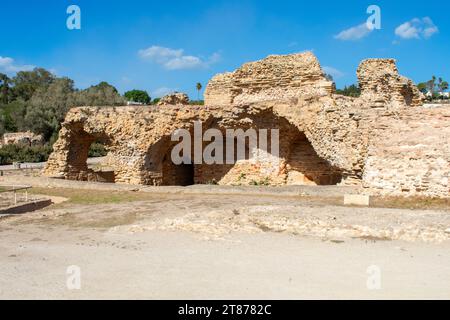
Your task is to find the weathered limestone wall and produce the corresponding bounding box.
[357,59,424,108]
[204,52,334,106]
[363,107,450,197]
[44,103,348,187]
[157,92,190,105]
[44,52,449,198]
[1,131,44,146]
[286,133,343,186]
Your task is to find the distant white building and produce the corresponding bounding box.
[126,101,144,106]
[425,91,449,98]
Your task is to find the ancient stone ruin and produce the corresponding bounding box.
[44,52,450,198]
[1,131,44,147]
[157,92,190,106]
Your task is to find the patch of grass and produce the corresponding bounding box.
[28,187,153,205]
[249,177,271,186]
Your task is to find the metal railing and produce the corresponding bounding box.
[0,185,32,205]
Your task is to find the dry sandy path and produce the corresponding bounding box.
[0,193,450,300]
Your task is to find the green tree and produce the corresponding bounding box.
[0,100,27,132]
[124,89,151,104]
[438,77,449,92]
[417,82,428,94]
[426,76,436,95]
[75,81,125,106]
[336,84,361,97]
[0,117,4,136]
[196,82,202,100]
[0,73,11,104]
[24,77,77,141]
[11,68,55,101]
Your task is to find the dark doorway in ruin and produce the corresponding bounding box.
[286,132,343,186]
[161,154,195,186]
[148,111,343,187]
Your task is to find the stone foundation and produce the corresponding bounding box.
[1,131,44,146]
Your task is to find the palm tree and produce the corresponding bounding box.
[437,77,448,93]
[196,82,202,101]
[427,76,436,96]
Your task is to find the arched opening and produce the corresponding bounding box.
[65,124,115,183]
[286,131,343,185]
[143,110,343,187]
[162,154,195,186]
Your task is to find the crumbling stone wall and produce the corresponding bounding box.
[204,52,335,106]
[157,92,190,106]
[1,131,44,146]
[363,108,450,197]
[44,52,449,198]
[357,58,424,108]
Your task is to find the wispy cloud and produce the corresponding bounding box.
[322,66,344,79]
[334,23,373,41]
[138,46,220,70]
[0,56,34,74]
[395,17,438,40]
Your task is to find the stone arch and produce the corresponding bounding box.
[140,107,343,186]
[49,122,116,183]
[141,120,236,186]
[285,131,343,185]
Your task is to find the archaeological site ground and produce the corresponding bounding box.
[1,1,450,302]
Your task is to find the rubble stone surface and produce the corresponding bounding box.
[1,131,44,146]
[44,52,449,198]
[157,93,190,106]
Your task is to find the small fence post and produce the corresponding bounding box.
[14,190,17,205]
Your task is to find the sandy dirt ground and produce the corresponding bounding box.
[1,192,450,300]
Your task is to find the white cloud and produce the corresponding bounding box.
[0,56,34,74]
[395,17,438,40]
[322,66,344,79]
[152,87,178,97]
[138,46,220,70]
[334,23,373,41]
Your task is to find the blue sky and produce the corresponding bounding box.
[1,0,449,98]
